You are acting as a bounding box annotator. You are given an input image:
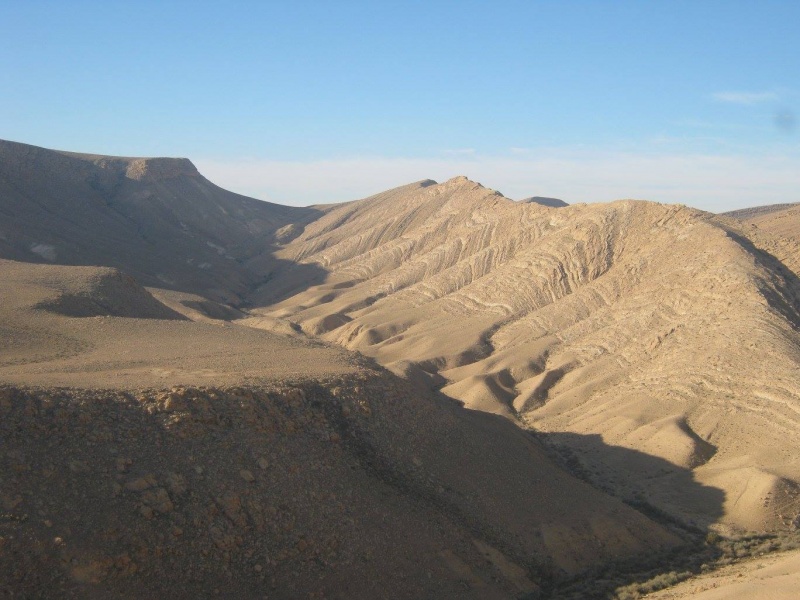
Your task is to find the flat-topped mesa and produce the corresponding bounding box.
[60,145,200,183]
[122,156,199,182]
[0,140,201,187]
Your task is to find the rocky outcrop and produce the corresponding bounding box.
[123,157,199,182]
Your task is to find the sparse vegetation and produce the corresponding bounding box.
[614,570,694,599]
[543,528,800,599]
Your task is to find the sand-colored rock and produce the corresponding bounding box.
[253,177,800,534]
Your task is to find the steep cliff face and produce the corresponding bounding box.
[122,156,200,181]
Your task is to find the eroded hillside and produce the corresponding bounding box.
[253,176,800,534]
[722,202,800,276]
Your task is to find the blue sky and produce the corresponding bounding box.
[1,1,798,210]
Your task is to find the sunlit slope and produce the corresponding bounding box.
[647,549,800,600]
[257,177,800,533]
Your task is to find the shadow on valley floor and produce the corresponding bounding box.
[524,431,729,599]
[537,431,725,533]
[242,256,331,308]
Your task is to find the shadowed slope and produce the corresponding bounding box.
[722,202,800,277]
[0,139,324,304]
[519,196,568,208]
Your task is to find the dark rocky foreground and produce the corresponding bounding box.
[1,373,678,599]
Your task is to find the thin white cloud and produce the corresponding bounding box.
[195,150,800,213]
[442,148,477,155]
[712,91,779,105]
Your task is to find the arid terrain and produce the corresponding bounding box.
[2,139,799,598]
[258,176,800,536]
[646,548,800,600]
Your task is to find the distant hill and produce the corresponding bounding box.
[518,195,568,207]
[721,201,800,275]
[721,202,799,221]
[0,139,321,304]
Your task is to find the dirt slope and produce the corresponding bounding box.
[254,177,800,534]
[742,202,800,240]
[0,259,357,388]
[722,202,799,224]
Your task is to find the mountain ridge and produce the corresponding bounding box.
[256,177,800,534]
[2,139,799,597]
[0,139,691,598]
[0,138,321,304]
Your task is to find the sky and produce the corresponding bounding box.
[1,0,798,211]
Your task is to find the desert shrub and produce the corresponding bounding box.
[613,570,693,599]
